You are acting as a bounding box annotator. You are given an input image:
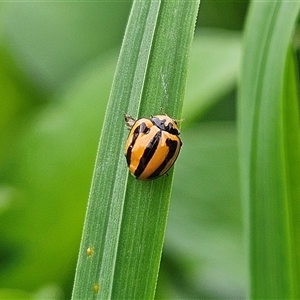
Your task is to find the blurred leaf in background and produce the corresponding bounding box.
[1,2,130,93]
[0,2,130,299]
[0,1,247,299]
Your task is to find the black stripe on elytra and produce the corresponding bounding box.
[134,131,162,178]
[148,138,179,179]
[126,122,149,166]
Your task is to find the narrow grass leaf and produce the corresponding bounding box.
[282,47,300,294]
[239,1,300,298]
[72,1,200,299]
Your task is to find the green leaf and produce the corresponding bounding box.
[283,47,300,294]
[72,1,200,299]
[239,1,300,298]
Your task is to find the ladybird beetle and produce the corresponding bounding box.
[124,114,182,180]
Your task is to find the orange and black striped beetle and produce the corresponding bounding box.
[124,114,182,180]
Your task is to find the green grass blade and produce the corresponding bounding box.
[239,1,300,298]
[282,46,300,295]
[72,1,200,299]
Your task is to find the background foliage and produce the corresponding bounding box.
[0,1,253,299]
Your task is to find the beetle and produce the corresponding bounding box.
[124,114,182,180]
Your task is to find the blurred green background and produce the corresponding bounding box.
[0,1,248,299]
